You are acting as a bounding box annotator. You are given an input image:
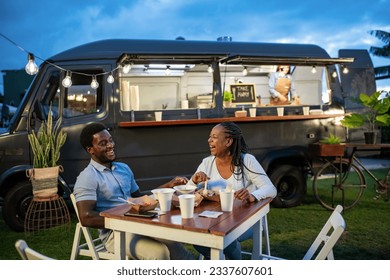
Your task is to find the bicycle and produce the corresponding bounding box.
[312,143,390,211]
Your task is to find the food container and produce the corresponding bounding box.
[173,185,197,195]
[127,195,158,212]
[235,110,247,117]
[172,192,203,207]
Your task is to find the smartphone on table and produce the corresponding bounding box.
[124,211,157,218]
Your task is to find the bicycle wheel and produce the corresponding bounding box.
[375,168,390,201]
[313,158,366,210]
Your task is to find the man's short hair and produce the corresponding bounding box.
[80,122,107,150]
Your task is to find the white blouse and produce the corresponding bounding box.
[188,154,277,201]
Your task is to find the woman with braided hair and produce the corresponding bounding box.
[187,121,276,259]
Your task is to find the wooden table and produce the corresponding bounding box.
[100,197,272,260]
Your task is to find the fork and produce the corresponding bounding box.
[117,197,136,205]
[202,179,208,196]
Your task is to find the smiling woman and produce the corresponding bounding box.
[187,121,277,260]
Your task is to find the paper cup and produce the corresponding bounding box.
[302,106,310,115]
[181,100,189,109]
[277,107,284,116]
[249,108,256,117]
[219,189,235,212]
[179,194,195,219]
[153,188,175,212]
[154,111,162,121]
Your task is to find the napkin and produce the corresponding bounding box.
[198,211,223,218]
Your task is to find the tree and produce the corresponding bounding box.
[369,30,390,144]
[369,30,390,79]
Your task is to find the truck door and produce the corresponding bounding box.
[0,63,114,232]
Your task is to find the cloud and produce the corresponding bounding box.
[0,0,389,91]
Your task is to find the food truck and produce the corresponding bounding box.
[0,38,376,231]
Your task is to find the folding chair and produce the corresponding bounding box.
[261,205,346,260]
[15,239,54,260]
[70,193,116,260]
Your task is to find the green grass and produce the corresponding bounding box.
[1,169,389,260]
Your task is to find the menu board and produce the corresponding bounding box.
[230,84,256,105]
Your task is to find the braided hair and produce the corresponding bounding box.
[219,122,264,182]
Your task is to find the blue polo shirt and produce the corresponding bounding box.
[73,159,140,212]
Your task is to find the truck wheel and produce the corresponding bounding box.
[2,181,33,232]
[269,165,306,208]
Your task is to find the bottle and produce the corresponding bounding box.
[257,95,261,106]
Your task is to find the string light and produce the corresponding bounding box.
[122,63,132,74]
[0,32,355,91]
[90,76,99,89]
[25,53,38,75]
[107,72,115,84]
[311,66,317,74]
[62,71,72,88]
[242,66,248,76]
[165,65,171,75]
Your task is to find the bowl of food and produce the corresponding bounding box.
[173,185,197,195]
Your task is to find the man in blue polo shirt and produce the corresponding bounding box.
[73,122,194,260]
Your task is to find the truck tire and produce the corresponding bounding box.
[269,164,306,208]
[2,180,33,232]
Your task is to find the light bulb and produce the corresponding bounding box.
[165,66,171,75]
[91,76,99,89]
[62,71,72,88]
[311,66,317,74]
[122,63,131,74]
[107,73,115,84]
[207,65,214,73]
[343,67,349,74]
[242,67,248,76]
[332,70,337,78]
[25,53,38,75]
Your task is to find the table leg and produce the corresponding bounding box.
[114,230,126,260]
[210,248,225,260]
[251,219,261,260]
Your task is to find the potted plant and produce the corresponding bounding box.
[309,133,345,157]
[223,91,233,108]
[26,106,67,198]
[341,91,390,144]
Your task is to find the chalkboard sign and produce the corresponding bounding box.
[230,84,256,105]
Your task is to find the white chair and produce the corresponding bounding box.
[15,239,54,260]
[261,205,346,260]
[70,193,116,260]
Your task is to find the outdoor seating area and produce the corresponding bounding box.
[2,177,390,261]
[12,199,347,261]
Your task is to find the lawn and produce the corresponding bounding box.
[1,169,389,260]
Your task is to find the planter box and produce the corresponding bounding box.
[308,143,345,157]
